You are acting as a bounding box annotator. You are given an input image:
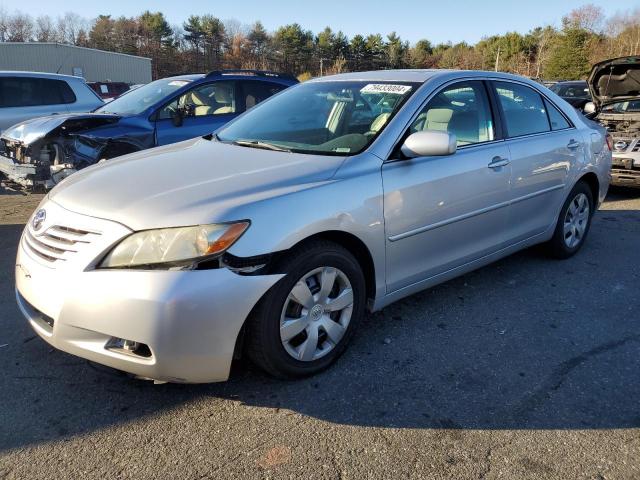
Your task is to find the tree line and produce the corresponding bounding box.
[0,4,638,81]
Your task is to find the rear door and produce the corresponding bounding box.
[490,80,578,243]
[239,80,287,112]
[0,77,75,131]
[154,81,239,146]
[382,80,512,292]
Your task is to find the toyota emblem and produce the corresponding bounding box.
[32,209,46,231]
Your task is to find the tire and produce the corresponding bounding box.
[546,181,594,259]
[245,240,366,379]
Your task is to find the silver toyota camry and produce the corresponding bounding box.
[15,70,612,383]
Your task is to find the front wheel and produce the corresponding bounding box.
[546,181,594,259]
[245,240,366,379]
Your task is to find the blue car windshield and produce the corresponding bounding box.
[217,80,418,156]
[95,78,193,116]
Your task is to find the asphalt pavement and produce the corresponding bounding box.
[0,187,638,479]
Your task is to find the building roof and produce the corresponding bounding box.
[0,42,151,62]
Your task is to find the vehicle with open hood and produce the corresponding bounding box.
[0,70,297,190]
[587,56,640,187]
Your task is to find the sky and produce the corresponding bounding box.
[0,0,637,44]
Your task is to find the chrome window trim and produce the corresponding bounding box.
[370,73,580,162]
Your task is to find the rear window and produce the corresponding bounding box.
[494,81,550,137]
[0,77,76,107]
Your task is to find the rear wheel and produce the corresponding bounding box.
[546,181,594,258]
[245,240,366,379]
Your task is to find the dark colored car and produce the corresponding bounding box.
[0,70,298,189]
[88,81,131,101]
[550,80,592,110]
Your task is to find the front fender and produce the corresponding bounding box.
[227,153,387,300]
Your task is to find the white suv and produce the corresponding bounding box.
[0,71,103,132]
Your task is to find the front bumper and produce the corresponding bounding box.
[0,154,35,187]
[610,156,640,187]
[15,203,283,383]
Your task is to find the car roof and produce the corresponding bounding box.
[309,69,537,84]
[0,70,86,81]
[554,80,587,85]
[160,72,296,85]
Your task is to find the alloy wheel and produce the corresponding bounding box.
[563,192,590,249]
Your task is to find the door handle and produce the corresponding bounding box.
[567,140,580,149]
[488,156,510,169]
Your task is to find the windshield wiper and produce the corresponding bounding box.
[231,140,292,152]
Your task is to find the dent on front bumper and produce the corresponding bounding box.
[15,232,283,383]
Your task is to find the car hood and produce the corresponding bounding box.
[2,113,121,145]
[49,137,346,230]
[587,56,640,108]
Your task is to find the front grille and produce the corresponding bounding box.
[23,225,100,264]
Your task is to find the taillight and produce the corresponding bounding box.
[605,134,613,151]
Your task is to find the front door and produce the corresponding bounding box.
[382,80,512,292]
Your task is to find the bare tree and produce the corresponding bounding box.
[534,26,556,78]
[7,13,34,42]
[0,7,10,42]
[563,4,605,33]
[35,15,58,42]
[57,12,87,45]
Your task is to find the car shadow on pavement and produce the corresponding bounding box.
[1,200,639,452]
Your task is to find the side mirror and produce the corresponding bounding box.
[401,130,457,158]
[583,101,596,115]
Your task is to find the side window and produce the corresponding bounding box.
[409,81,494,146]
[0,77,75,107]
[493,81,550,137]
[40,79,76,105]
[158,81,236,120]
[543,98,571,130]
[242,81,285,110]
[58,81,77,104]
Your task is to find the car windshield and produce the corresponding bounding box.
[602,100,640,113]
[217,80,418,156]
[95,78,193,115]
[550,83,590,98]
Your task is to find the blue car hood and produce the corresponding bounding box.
[2,113,121,144]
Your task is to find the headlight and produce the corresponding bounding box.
[98,221,249,269]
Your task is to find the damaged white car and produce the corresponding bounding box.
[587,56,640,187]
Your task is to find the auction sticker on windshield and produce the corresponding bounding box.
[360,84,412,95]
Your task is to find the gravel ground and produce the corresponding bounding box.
[0,186,638,479]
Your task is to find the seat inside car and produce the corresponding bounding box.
[214,85,235,114]
[183,90,214,116]
[411,107,486,145]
